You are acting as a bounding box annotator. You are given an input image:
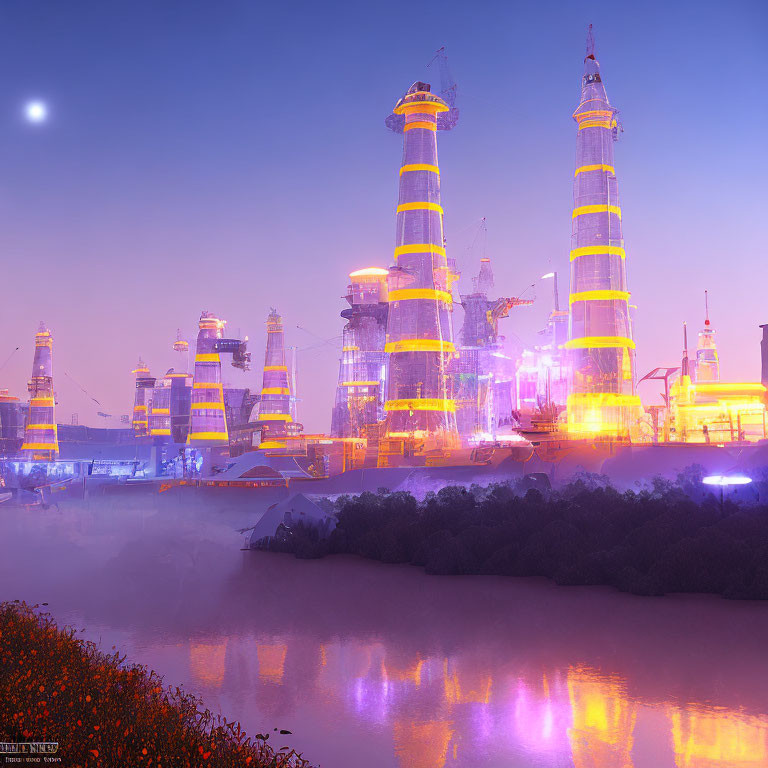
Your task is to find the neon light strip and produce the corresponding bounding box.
[573,205,621,219]
[193,382,223,389]
[388,288,452,304]
[195,353,220,363]
[257,413,293,422]
[385,398,456,413]
[191,401,225,410]
[567,393,642,407]
[385,339,456,354]
[21,443,59,450]
[264,365,287,371]
[133,405,147,411]
[394,243,446,257]
[187,432,228,441]
[30,397,54,405]
[564,336,635,349]
[575,164,614,177]
[150,429,172,436]
[261,388,290,395]
[341,381,380,387]
[570,245,626,261]
[569,290,630,304]
[403,121,436,132]
[396,202,443,214]
[400,164,440,176]
[25,424,57,430]
[151,408,171,414]
[578,120,612,130]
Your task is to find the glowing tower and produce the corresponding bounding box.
[131,359,155,438]
[187,312,229,448]
[21,323,59,459]
[566,26,640,438]
[252,309,302,449]
[330,268,389,439]
[383,81,458,448]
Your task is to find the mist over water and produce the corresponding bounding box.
[2,492,768,766]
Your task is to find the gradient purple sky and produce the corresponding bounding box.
[0,0,766,432]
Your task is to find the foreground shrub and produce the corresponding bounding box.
[0,601,312,767]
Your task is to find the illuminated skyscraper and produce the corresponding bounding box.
[149,371,172,439]
[21,323,59,459]
[566,26,640,437]
[131,359,155,438]
[331,268,389,439]
[187,312,229,448]
[383,81,459,448]
[252,309,302,449]
[694,291,720,382]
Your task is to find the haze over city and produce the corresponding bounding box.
[0,0,765,433]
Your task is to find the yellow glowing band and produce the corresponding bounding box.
[133,405,147,411]
[257,413,293,422]
[396,101,444,114]
[691,383,766,393]
[264,365,287,371]
[259,441,287,449]
[26,424,57,430]
[30,397,54,405]
[570,245,626,261]
[578,120,612,130]
[572,205,622,219]
[191,401,225,410]
[567,393,642,408]
[399,164,440,176]
[341,381,379,387]
[396,202,443,214]
[132,420,148,426]
[385,339,456,354]
[21,443,59,450]
[342,346,359,352]
[150,429,172,436]
[394,243,446,257]
[187,432,228,441]
[193,382,222,389]
[564,336,636,350]
[385,398,456,413]
[195,353,220,363]
[403,121,437,131]
[151,408,170,415]
[575,164,615,177]
[388,288,452,304]
[569,290,630,304]
[576,109,613,120]
[262,387,290,395]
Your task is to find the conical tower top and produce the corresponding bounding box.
[585,23,595,60]
[704,290,711,327]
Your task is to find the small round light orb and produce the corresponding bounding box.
[24,100,48,124]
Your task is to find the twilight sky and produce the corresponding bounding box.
[0,0,766,432]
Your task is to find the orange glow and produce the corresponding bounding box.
[256,644,287,683]
[189,640,228,687]
[393,720,454,768]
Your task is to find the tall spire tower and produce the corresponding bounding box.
[695,290,720,382]
[565,26,640,437]
[187,312,229,447]
[252,309,301,449]
[21,323,59,459]
[383,81,459,448]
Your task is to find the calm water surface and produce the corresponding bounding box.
[2,491,768,767]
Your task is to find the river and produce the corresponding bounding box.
[1,490,767,767]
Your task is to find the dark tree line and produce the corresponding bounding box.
[268,467,768,600]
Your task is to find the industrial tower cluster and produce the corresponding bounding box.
[2,29,767,472]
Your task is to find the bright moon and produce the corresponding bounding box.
[24,101,48,124]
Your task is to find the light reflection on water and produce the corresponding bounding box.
[1,493,768,767]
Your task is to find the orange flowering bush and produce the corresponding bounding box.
[0,601,312,767]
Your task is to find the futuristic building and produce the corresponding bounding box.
[565,26,641,438]
[149,371,172,439]
[131,359,155,438]
[693,291,720,383]
[187,311,250,449]
[0,390,25,455]
[454,256,531,439]
[251,309,302,450]
[21,323,59,459]
[330,268,389,439]
[383,81,459,449]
